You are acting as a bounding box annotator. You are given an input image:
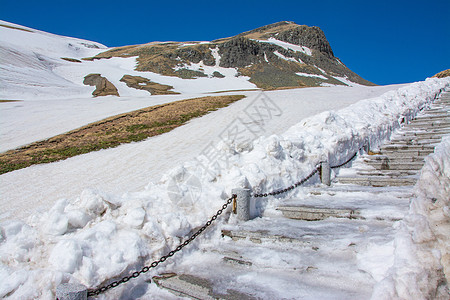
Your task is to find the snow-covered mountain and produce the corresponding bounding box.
[0,20,372,100]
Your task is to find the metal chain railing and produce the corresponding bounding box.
[330,150,358,169]
[253,165,320,198]
[87,194,237,298]
[253,143,368,199]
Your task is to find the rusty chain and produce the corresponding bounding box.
[87,194,237,298]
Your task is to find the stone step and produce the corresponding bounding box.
[399,127,449,133]
[409,115,450,120]
[391,136,443,143]
[380,149,434,157]
[153,273,256,300]
[402,121,450,127]
[388,138,440,145]
[355,170,418,177]
[276,206,361,221]
[364,160,424,170]
[380,144,435,151]
[402,124,450,130]
[421,109,450,113]
[360,155,424,162]
[306,186,413,197]
[409,115,450,124]
[221,228,315,246]
[411,113,450,119]
[336,176,417,186]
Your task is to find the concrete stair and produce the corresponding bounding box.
[153,90,450,299]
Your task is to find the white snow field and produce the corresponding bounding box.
[1,20,449,299]
[0,77,448,299]
[0,85,408,221]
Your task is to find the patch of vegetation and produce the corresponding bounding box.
[0,24,33,32]
[0,95,246,175]
[432,69,450,78]
[126,124,150,133]
[61,57,82,63]
[244,64,307,89]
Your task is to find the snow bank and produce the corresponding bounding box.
[0,78,449,298]
[369,135,450,299]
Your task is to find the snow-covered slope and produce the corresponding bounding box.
[0,20,107,99]
[1,84,408,219]
[0,20,258,100]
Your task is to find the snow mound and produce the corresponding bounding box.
[371,135,450,299]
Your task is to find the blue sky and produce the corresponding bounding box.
[1,0,449,85]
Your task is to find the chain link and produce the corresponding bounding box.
[330,151,358,169]
[87,194,237,298]
[253,143,369,198]
[253,166,320,198]
[330,142,371,169]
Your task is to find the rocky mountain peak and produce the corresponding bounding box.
[234,21,334,58]
[88,21,374,90]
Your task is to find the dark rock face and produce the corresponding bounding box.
[174,45,216,66]
[218,37,268,68]
[276,26,334,58]
[83,74,119,97]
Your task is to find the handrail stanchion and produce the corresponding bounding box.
[56,283,87,300]
[320,161,331,186]
[232,188,251,221]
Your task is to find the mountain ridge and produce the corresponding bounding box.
[88,21,375,89]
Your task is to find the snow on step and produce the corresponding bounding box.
[380,144,435,150]
[276,206,360,221]
[153,273,256,300]
[336,176,417,186]
[277,186,409,221]
[156,226,378,299]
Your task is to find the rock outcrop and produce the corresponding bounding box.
[119,75,179,95]
[83,74,119,97]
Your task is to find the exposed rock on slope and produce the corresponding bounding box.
[88,21,374,89]
[119,75,179,95]
[83,74,119,97]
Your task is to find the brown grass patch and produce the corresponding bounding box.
[0,24,33,33]
[61,57,82,63]
[432,69,450,78]
[0,95,245,174]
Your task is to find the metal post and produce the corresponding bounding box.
[56,283,87,300]
[231,188,251,221]
[320,161,331,186]
[363,142,370,154]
